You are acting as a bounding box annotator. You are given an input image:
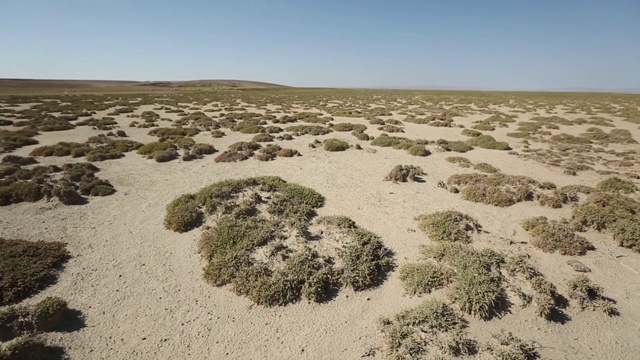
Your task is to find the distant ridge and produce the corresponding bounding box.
[0,78,289,89]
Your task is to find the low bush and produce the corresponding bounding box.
[567,275,617,316]
[399,263,450,295]
[323,138,349,152]
[416,211,480,243]
[165,177,394,306]
[466,135,510,150]
[384,165,424,183]
[522,217,594,255]
[596,176,637,194]
[0,239,70,305]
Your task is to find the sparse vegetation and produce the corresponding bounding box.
[164,177,394,306]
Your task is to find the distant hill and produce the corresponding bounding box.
[0,78,288,90]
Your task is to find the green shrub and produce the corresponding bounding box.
[450,269,504,319]
[461,129,482,137]
[471,123,495,131]
[380,299,477,359]
[164,195,203,233]
[522,217,594,255]
[137,141,173,156]
[276,148,299,157]
[473,162,499,174]
[466,135,510,150]
[286,125,332,136]
[166,177,394,306]
[596,176,638,194]
[0,239,70,305]
[407,145,430,157]
[610,219,640,252]
[331,123,367,132]
[154,148,178,162]
[439,140,473,153]
[214,150,250,162]
[417,211,480,243]
[399,263,450,295]
[1,155,38,166]
[252,133,274,142]
[323,138,349,152]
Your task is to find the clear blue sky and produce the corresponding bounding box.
[1,0,638,90]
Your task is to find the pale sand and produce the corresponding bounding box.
[1,99,640,359]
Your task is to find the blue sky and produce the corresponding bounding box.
[1,0,638,89]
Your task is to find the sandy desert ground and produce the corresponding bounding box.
[1,88,640,359]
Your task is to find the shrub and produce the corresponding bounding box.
[331,123,367,132]
[571,192,640,231]
[407,145,430,157]
[0,239,70,305]
[137,142,173,156]
[448,173,540,207]
[191,143,216,156]
[166,177,394,306]
[399,263,450,295]
[31,296,69,332]
[286,125,332,136]
[439,140,473,153]
[485,331,541,360]
[466,135,510,150]
[323,138,349,152]
[380,300,477,359]
[446,156,471,166]
[461,129,482,137]
[0,129,39,153]
[154,148,178,162]
[352,131,371,140]
[610,219,640,252]
[567,275,617,315]
[522,217,594,255]
[473,162,499,174]
[471,123,495,131]
[384,165,424,183]
[1,155,38,166]
[596,176,637,194]
[252,133,274,142]
[276,148,299,157]
[164,195,202,233]
[214,150,250,163]
[0,336,66,360]
[450,269,504,319]
[211,130,225,138]
[417,211,480,243]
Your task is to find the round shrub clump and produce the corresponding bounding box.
[323,138,349,152]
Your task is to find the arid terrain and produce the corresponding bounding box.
[1,84,640,359]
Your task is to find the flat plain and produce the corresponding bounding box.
[1,84,640,359]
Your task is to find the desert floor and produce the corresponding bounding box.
[1,89,640,359]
